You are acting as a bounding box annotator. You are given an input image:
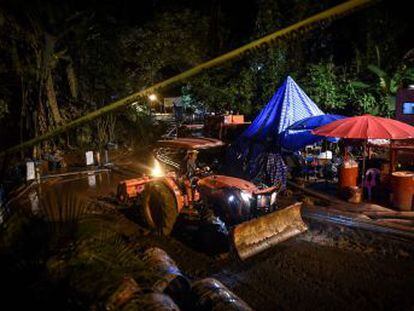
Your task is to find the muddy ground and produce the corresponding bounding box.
[7,165,414,311]
[136,219,414,311]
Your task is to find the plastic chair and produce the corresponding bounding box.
[363,168,380,201]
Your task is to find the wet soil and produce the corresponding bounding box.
[141,216,414,311]
[6,163,414,311]
[213,239,414,311]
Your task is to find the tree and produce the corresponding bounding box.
[0,3,129,152]
[303,62,346,112]
[121,9,209,90]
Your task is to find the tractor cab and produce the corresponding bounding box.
[154,137,226,174]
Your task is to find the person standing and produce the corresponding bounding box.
[182,149,200,208]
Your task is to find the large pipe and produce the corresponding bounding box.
[192,278,253,311]
[142,247,191,296]
[122,292,180,311]
[105,276,141,310]
[0,0,374,157]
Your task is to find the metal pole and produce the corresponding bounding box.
[361,140,367,187]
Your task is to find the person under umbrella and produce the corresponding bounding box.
[312,114,414,189]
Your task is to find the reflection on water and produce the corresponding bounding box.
[28,190,39,215]
[88,173,96,188]
[13,170,124,211]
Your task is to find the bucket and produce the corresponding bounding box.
[347,186,363,204]
[142,248,190,299]
[192,278,253,311]
[391,171,414,211]
[338,165,359,188]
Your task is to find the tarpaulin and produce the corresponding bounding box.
[241,76,323,141]
[281,114,346,151]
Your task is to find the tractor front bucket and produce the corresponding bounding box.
[231,202,308,260]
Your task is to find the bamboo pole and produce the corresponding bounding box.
[0,0,374,157]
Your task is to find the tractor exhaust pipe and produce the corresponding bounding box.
[231,202,308,260]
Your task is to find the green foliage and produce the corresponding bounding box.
[0,0,412,155]
[179,0,321,116]
[182,61,257,114]
[0,193,152,308]
[67,232,150,304]
[0,98,8,119]
[121,9,209,88]
[300,45,414,118]
[303,63,346,111]
[116,105,166,148]
[345,84,381,115]
[367,63,414,95]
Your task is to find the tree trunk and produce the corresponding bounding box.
[20,78,27,160]
[45,71,63,126]
[66,62,78,99]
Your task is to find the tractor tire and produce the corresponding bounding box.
[141,181,178,236]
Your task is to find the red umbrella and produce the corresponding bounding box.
[312,114,414,191]
[312,114,414,139]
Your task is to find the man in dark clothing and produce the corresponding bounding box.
[182,149,200,208]
[184,149,199,180]
[249,136,287,190]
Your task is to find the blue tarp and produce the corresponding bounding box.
[241,76,324,141]
[281,114,347,151]
[227,76,325,183]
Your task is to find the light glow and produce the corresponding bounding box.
[241,191,252,202]
[148,94,158,101]
[270,192,277,205]
[151,159,164,177]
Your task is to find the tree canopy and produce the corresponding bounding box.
[1,0,413,154]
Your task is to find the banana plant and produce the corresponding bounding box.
[349,63,414,116]
[369,64,414,113]
[367,64,414,94]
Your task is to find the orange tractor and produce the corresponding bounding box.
[117,137,307,260]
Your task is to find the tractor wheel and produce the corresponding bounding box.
[141,181,178,236]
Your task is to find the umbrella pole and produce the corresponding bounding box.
[361,141,367,188]
[324,139,328,188]
[389,139,395,174]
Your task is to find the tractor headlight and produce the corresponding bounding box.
[151,159,164,177]
[240,191,252,203]
[256,195,269,208]
[270,192,277,205]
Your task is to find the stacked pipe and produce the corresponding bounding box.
[142,247,191,306]
[104,247,253,310]
[192,278,253,311]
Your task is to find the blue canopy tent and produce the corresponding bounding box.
[281,114,347,151]
[241,76,324,141]
[228,76,325,186]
